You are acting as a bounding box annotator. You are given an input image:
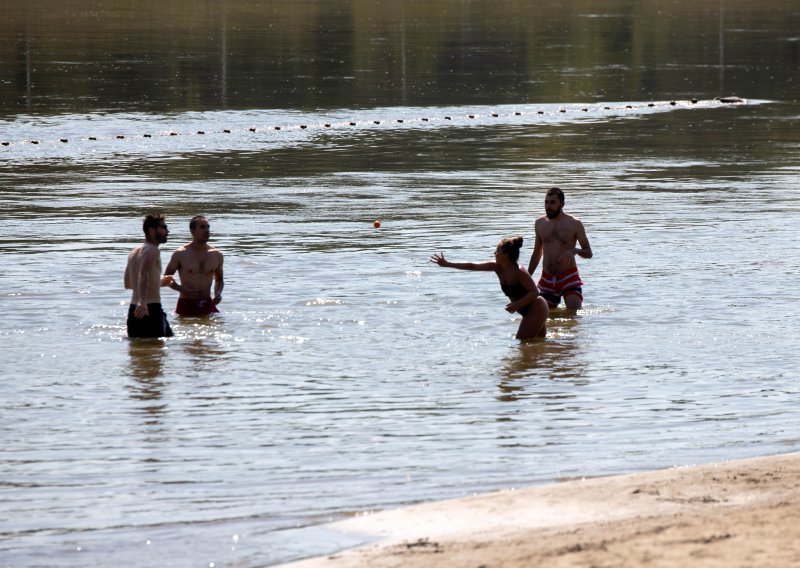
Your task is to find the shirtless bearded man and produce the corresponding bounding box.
[124,213,174,337]
[527,187,593,310]
[164,215,224,316]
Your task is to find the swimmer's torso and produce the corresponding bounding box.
[173,244,222,300]
[537,215,581,274]
[500,281,529,302]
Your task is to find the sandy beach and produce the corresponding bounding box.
[284,452,800,567]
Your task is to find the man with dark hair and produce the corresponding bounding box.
[527,187,593,310]
[124,213,174,337]
[164,215,224,317]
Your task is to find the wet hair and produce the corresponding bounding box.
[498,236,524,262]
[142,213,165,235]
[189,215,207,231]
[546,186,565,204]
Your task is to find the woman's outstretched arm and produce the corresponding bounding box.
[430,252,496,271]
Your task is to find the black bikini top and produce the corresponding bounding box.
[501,282,530,302]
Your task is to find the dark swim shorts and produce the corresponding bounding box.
[175,297,220,317]
[127,303,174,338]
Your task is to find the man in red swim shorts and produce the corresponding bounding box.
[527,187,593,310]
[164,215,224,317]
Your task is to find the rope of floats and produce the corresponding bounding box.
[0,97,746,147]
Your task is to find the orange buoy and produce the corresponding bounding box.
[373,219,381,229]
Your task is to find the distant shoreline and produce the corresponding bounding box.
[284,451,800,567]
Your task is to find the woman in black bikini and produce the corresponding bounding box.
[430,236,548,339]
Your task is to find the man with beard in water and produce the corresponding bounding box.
[527,187,593,310]
[125,213,174,337]
[163,215,224,317]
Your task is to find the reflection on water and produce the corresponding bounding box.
[182,337,228,362]
[498,314,587,402]
[128,340,168,384]
[127,340,168,422]
[126,316,232,400]
[176,318,234,377]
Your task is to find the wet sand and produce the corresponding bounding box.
[284,452,800,567]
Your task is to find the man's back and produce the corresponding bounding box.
[125,242,162,305]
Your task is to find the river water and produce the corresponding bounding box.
[2,1,800,566]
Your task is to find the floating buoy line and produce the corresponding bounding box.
[0,97,747,148]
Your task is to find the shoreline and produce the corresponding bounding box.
[282,451,800,567]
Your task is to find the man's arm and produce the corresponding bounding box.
[213,254,224,304]
[557,220,593,264]
[163,251,183,293]
[575,220,592,259]
[527,229,543,275]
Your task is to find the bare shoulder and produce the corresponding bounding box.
[138,243,160,265]
[211,248,224,266]
[564,212,586,229]
[141,242,158,257]
[171,243,192,256]
[204,246,223,263]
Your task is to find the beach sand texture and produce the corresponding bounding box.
[285,452,800,567]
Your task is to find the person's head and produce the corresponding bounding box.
[544,187,565,219]
[143,213,168,244]
[495,236,524,263]
[189,215,210,244]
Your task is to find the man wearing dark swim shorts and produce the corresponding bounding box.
[124,213,174,338]
[127,303,173,337]
[528,187,593,310]
[164,215,224,317]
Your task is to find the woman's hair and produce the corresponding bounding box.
[498,236,524,262]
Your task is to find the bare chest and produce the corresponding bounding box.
[181,251,219,274]
[540,222,576,247]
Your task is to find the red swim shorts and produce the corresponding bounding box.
[175,297,220,317]
[537,267,583,308]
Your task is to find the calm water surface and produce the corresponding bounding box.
[2,1,800,566]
